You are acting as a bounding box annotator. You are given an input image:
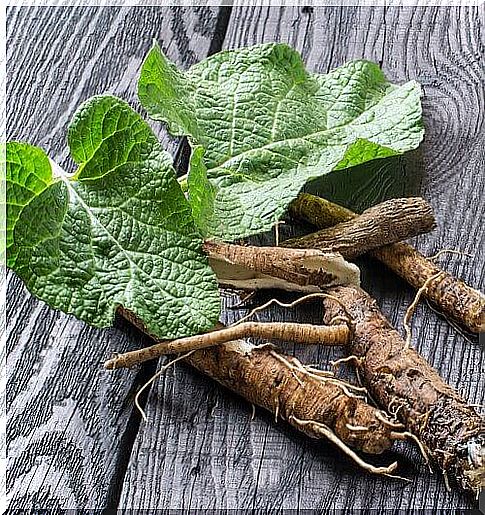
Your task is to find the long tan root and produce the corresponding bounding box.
[283,197,436,260]
[290,193,485,334]
[106,292,354,370]
[105,321,350,370]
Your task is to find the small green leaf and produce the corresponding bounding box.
[6,95,220,339]
[139,42,424,240]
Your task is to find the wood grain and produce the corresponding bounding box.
[119,6,484,511]
[6,5,224,510]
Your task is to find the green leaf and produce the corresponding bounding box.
[187,146,216,237]
[139,42,424,240]
[6,96,220,339]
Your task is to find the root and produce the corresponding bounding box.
[291,359,367,399]
[290,416,402,478]
[105,319,349,370]
[424,248,477,342]
[270,350,306,387]
[328,315,352,326]
[274,397,280,422]
[106,292,355,370]
[206,239,360,293]
[443,470,452,492]
[388,399,404,420]
[375,411,405,429]
[274,219,286,247]
[346,424,369,432]
[285,196,435,261]
[403,271,445,349]
[330,355,363,369]
[303,365,334,377]
[251,403,256,421]
[233,292,354,331]
[428,249,473,261]
[391,431,433,473]
[291,193,485,334]
[184,338,419,471]
[135,351,196,423]
[269,349,368,402]
[322,284,484,493]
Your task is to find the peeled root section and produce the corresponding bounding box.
[204,240,360,292]
[322,285,484,494]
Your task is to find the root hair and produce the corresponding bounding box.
[135,351,196,422]
[232,292,354,332]
[290,415,403,479]
[403,271,445,349]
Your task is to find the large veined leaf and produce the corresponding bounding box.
[139,42,424,240]
[5,95,220,339]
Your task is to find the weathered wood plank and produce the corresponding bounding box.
[6,6,225,510]
[119,6,484,511]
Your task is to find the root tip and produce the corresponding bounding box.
[104,358,117,370]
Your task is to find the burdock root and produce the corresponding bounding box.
[185,341,415,477]
[322,285,484,495]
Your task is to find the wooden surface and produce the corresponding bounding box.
[6,5,484,511]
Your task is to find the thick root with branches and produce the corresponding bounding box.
[110,310,414,477]
[322,285,484,494]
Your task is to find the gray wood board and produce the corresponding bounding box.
[6,5,226,510]
[119,5,484,511]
